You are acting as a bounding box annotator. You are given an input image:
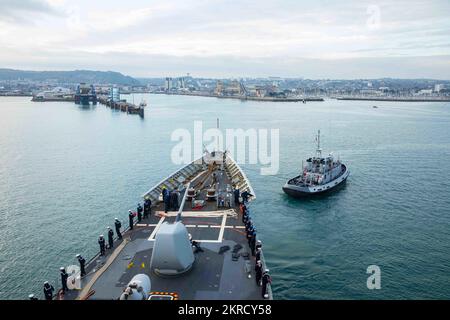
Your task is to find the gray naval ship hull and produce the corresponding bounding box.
[283,164,350,198]
[58,151,272,301]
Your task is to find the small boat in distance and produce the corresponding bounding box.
[282,130,350,198]
[139,99,147,107]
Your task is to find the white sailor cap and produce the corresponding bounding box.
[44,281,49,285]
[76,254,81,258]
[60,267,65,271]
[265,268,270,273]
[128,210,132,213]
[100,234,104,238]
[256,240,262,244]
[115,217,119,220]
[107,226,110,229]
[29,294,35,298]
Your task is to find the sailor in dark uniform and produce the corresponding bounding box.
[249,233,256,255]
[114,218,122,240]
[255,240,262,252]
[255,260,263,286]
[241,190,253,203]
[107,227,114,249]
[168,191,176,211]
[137,203,143,222]
[171,191,179,210]
[76,254,86,277]
[128,210,134,230]
[43,281,54,301]
[98,235,106,256]
[60,267,69,293]
[261,269,272,299]
[143,198,151,219]
[234,188,240,205]
[247,226,256,248]
[242,207,249,224]
[164,190,170,213]
[245,219,253,232]
[255,247,262,262]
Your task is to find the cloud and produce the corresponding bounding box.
[0,0,59,23]
[0,0,449,79]
[1,47,449,80]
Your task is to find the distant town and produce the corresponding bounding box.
[1,68,449,102]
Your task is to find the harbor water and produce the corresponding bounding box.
[0,95,449,299]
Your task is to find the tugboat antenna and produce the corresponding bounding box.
[316,130,322,157]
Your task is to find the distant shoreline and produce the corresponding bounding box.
[335,97,450,102]
[151,91,324,102]
[0,93,32,97]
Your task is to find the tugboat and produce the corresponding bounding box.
[282,130,350,198]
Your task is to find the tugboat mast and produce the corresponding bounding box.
[316,130,322,158]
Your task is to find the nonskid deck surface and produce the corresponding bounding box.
[63,165,267,300]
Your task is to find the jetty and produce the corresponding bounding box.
[97,95,144,117]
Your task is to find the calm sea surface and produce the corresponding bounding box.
[0,95,449,299]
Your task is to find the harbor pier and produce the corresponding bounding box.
[97,95,144,117]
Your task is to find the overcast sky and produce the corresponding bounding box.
[0,0,449,79]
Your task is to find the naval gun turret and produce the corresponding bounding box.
[119,274,151,300]
[150,221,195,276]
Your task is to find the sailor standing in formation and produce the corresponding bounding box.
[144,198,152,219]
[255,260,263,286]
[261,269,272,299]
[242,205,248,223]
[98,235,106,256]
[60,267,69,293]
[137,203,143,222]
[43,281,54,301]
[76,254,86,277]
[256,247,262,262]
[115,218,122,240]
[241,190,253,203]
[234,187,240,205]
[255,240,262,252]
[107,226,114,249]
[249,232,256,255]
[128,210,134,230]
[162,187,169,213]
